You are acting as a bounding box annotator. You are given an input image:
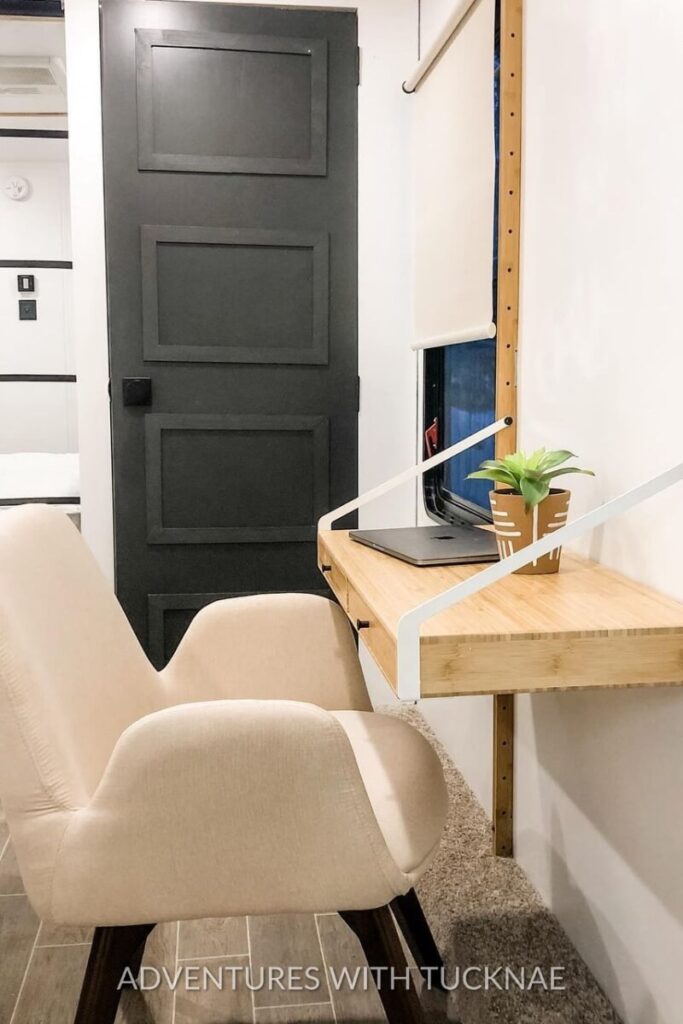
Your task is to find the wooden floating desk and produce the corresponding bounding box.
[318,530,683,853]
[319,530,683,697]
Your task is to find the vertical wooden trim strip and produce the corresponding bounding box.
[493,692,515,856]
[495,0,522,443]
[493,0,523,857]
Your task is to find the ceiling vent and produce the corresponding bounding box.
[0,57,67,114]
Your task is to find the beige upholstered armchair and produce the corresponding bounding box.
[0,506,448,1023]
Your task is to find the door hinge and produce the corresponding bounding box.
[356,375,361,412]
[356,46,361,86]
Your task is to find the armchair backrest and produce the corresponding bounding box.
[0,506,162,816]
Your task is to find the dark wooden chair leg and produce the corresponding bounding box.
[74,923,155,1024]
[125,926,154,987]
[340,905,423,1024]
[391,888,446,991]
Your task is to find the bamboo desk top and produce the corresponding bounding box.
[318,530,683,698]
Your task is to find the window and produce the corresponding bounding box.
[423,340,497,524]
[422,5,501,526]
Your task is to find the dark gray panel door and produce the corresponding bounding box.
[101,1,358,664]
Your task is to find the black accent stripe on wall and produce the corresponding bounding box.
[0,497,80,507]
[0,374,76,383]
[0,1,64,17]
[0,260,72,270]
[0,129,68,139]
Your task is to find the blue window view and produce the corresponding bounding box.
[442,339,496,512]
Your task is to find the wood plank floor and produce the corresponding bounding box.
[0,822,390,1024]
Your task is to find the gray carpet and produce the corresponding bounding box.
[393,706,623,1024]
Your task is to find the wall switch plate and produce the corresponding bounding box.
[18,299,37,321]
[17,274,35,293]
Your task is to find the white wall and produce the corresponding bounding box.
[419,0,457,54]
[0,137,77,454]
[65,0,419,580]
[64,0,115,576]
[515,2,683,1021]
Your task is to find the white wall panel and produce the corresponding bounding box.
[0,151,71,260]
[0,131,76,458]
[0,267,74,375]
[516,2,683,1020]
[0,381,77,454]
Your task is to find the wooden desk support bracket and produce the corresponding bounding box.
[493,0,524,857]
[493,694,514,856]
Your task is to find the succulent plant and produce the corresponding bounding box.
[467,449,594,509]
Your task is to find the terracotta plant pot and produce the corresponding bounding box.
[489,488,571,575]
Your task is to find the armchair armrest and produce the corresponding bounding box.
[50,699,403,925]
[161,592,371,711]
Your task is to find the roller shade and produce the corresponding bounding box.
[412,0,496,350]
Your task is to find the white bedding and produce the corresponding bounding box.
[0,452,80,500]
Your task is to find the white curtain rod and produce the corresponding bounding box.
[403,0,480,93]
[412,322,496,351]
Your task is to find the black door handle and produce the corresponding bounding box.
[122,377,152,406]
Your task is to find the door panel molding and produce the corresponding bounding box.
[135,28,328,175]
[141,225,329,364]
[145,412,330,544]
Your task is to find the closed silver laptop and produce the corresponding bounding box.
[349,524,499,567]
